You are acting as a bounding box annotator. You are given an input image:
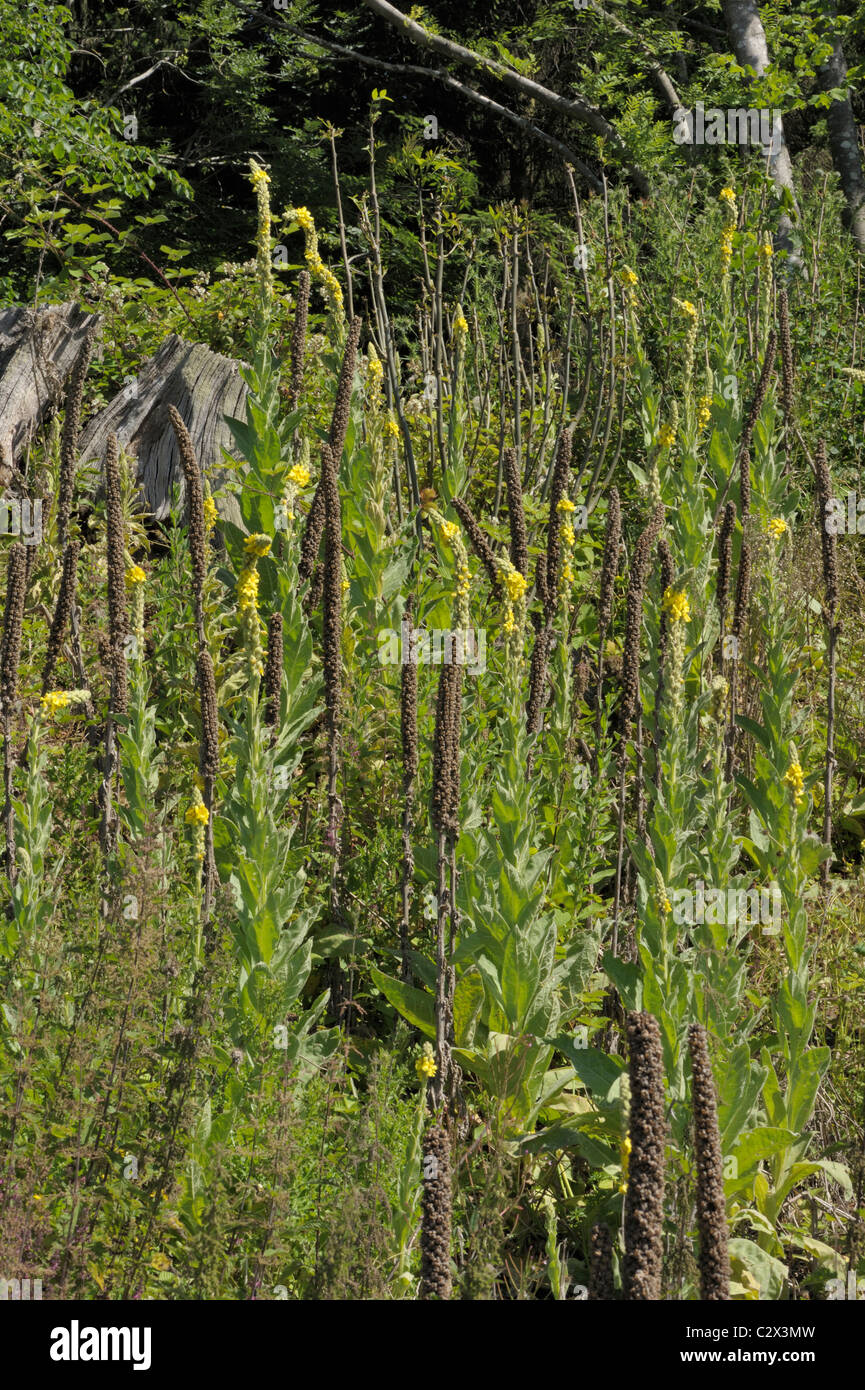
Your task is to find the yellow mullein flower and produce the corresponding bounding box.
[453,306,469,338]
[288,463,311,488]
[557,497,576,513]
[676,298,698,320]
[619,1134,632,1193]
[202,495,218,532]
[662,587,691,624]
[620,267,638,286]
[237,565,259,613]
[657,422,676,450]
[185,802,209,826]
[767,517,787,539]
[439,519,459,544]
[41,690,71,714]
[697,395,712,431]
[384,415,400,440]
[416,1042,437,1080]
[504,569,528,602]
[244,533,272,559]
[758,238,773,262]
[286,205,344,315]
[784,761,805,808]
[125,564,146,587]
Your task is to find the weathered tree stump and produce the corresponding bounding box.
[0,303,101,477]
[77,334,248,523]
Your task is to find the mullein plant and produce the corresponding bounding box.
[169,404,222,933]
[813,440,838,888]
[400,595,418,984]
[622,1011,666,1300]
[429,633,463,1116]
[526,429,573,742]
[688,1024,730,1301]
[1,543,27,882]
[728,490,847,1262]
[98,434,129,861]
[56,319,99,554]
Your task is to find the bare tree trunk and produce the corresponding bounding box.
[817,6,865,255]
[722,0,804,274]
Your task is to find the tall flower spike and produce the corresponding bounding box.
[814,440,838,616]
[451,497,501,598]
[264,612,284,729]
[400,598,418,783]
[526,624,551,735]
[623,1011,667,1301]
[288,270,311,411]
[588,1222,616,1301]
[777,289,795,423]
[58,321,98,553]
[41,538,80,695]
[329,315,362,466]
[197,646,220,783]
[104,434,128,716]
[740,329,777,465]
[732,541,751,642]
[168,405,208,640]
[503,447,528,577]
[597,487,622,641]
[716,502,736,639]
[298,482,326,584]
[321,443,342,742]
[688,1024,730,1301]
[0,543,27,716]
[431,657,462,840]
[420,1123,452,1299]
[656,533,674,678]
[621,506,665,731]
[544,429,573,616]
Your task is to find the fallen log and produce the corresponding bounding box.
[77,334,248,523]
[0,303,102,477]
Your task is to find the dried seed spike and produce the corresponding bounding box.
[597,486,622,640]
[264,612,283,729]
[0,543,27,715]
[688,1024,730,1301]
[41,538,80,696]
[503,446,528,577]
[321,443,342,740]
[623,1010,666,1301]
[451,497,501,597]
[544,428,573,616]
[777,289,794,422]
[400,596,418,782]
[814,440,838,617]
[197,646,220,782]
[431,657,462,839]
[420,1123,452,1299]
[168,405,208,625]
[329,315,362,464]
[732,541,751,641]
[58,320,99,552]
[716,502,736,635]
[298,482,326,584]
[104,433,128,716]
[621,505,665,730]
